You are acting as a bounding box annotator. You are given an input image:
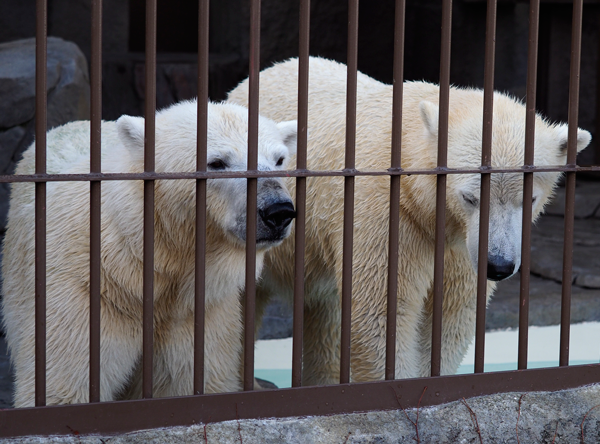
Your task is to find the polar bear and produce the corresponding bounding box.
[227,57,591,384]
[2,100,298,407]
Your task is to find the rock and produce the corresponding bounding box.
[255,378,278,390]
[0,126,25,174]
[544,181,600,219]
[0,41,60,129]
[529,216,600,287]
[0,37,89,234]
[0,184,11,235]
[132,53,243,114]
[257,295,293,340]
[532,215,600,247]
[575,274,600,289]
[489,273,600,330]
[0,37,89,130]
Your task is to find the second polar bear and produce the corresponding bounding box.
[227,57,591,383]
[2,100,297,407]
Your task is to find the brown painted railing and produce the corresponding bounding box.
[0,0,597,438]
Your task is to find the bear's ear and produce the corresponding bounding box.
[116,115,145,151]
[555,124,592,155]
[419,101,439,137]
[277,120,298,155]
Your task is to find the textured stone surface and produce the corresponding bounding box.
[258,294,293,340]
[2,384,600,443]
[0,37,89,129]
[545,181,600,219]
[489,273,600,330]
[0,37,89,233]
[0,126,25,174]
[529,216,600,287]
[131,54,243,115]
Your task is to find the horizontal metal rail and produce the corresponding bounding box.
[0,165,597,183]
[1,363,599,438]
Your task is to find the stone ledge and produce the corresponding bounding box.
[2,384,599,443]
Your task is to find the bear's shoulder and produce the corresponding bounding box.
[16,120,123,175]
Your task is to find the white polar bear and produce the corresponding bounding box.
[227,57,591,384]
[2,100,298,407]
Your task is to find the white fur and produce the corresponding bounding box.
[2,100,297,407]
[227,57,591,383]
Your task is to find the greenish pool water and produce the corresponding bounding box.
[255,369,293,388]
[456,359,598,374]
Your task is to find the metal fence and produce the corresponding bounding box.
[0,0,599,438]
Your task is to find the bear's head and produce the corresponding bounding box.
[419,89,591,282]
[116,101,298,251]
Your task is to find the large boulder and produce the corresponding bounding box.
[0,36,89,234]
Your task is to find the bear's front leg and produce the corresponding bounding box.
[415,248,492,377]
[151,298,244,398]
[348,282,425,382]
[11,294,142,407]
[302,293,341,386]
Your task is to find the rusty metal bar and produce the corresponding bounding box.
[143,0,157,399]
[474,0,496,375]
[3,363,600,438]
[1,165,598,184]
[89,0,102,403]
[34,0,48,408]
[385,0,406,381]
[291,0,310,388]
[243,0,261,392]
[194,0,209,395]
[560,0,583,367]
[518,0,540,371]
[340,0,359,385]
[431,0,452,378]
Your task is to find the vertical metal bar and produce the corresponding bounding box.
[89,0,102,403]
[291,0,310,388]
[34,0,48,408]
[385,0,405,381]
[143,0,157,399]
[518,0,540,371]
[430,0,452,378]
[340,0,359,385]
[560,0,583,367]
[244,0,261,392]
[474,0,497,375]
[194,0,209,395]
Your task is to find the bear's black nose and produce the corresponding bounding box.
[487,255,515,281]
[259,202,296,231]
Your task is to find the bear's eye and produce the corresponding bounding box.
[520,196,538,207]
[276,156,285,167]
[208,159,228,170]
[461,192,479,207]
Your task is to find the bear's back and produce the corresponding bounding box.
[15,120,126,176]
